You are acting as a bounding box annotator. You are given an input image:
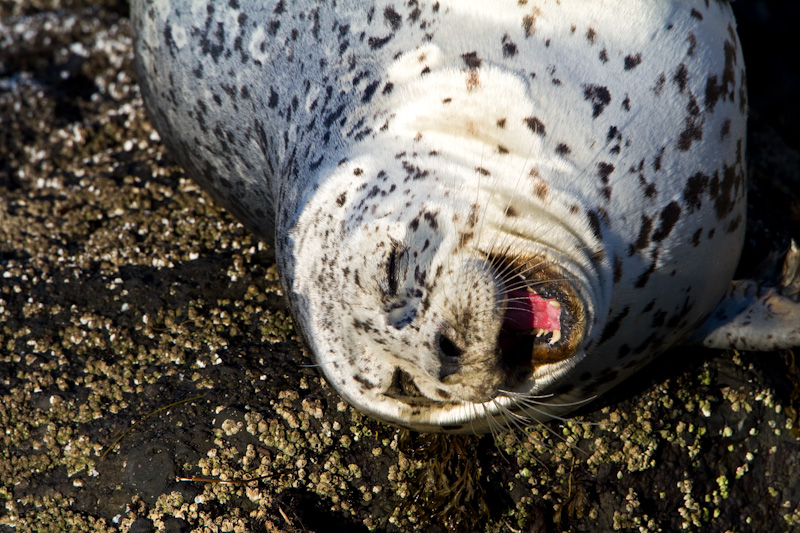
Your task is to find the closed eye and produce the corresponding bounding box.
[386,241,401,296]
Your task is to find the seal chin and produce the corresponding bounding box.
[360,359,583,434]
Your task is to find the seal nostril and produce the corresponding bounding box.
[438,334,463,359]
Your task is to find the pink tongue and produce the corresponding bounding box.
[504,289,561,332]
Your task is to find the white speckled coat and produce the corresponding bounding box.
[133,1,751,432]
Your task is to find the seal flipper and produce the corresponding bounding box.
[686,240,800,351]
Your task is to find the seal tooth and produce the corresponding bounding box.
[535,328,545,337]
[548,329,562,344]
[549,300,561,309]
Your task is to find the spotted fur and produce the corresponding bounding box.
[133,1,757,433]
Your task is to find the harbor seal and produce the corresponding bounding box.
[132,1,800,433]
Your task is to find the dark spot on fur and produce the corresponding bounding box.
[598,307,630,346]
[524,116,546,136]
[691,228,703,247]
[555,143,571,157]
[586,210,603,240]
[674,63,688,93]
[705,40,738,111]
[653,147,665,171]
[362,80,380,103]
[402,160,430,181]
[690,8,703,20]
[522,15,535,37]
[353,374,377,389]
[336,192,347,207]
[687,93,701,116]
[705,75,723,111]
[613,256,623,283]
[268,88,279,108]
[533,179,549,201]
[466,69,480,91]
[475,166,490,176]
[726,214,742,233]
[624,53,642,70]
[502,34,518,57]
[639,175,657,198]
[504,206,518,217]
[651,202,681,241]
[629,215,653,256]
[423,210,439,229]
[464,205,478,228]
[676,117,703,151]
[720,118,731,140]
[635,251,659,288]
[683,172,708,212]
[686,33,698,56]
[368,34,392,49]
[711,163,744,220]
[607,125,620,143]
[651,310,667,328]
[383,6,402,30]
[461,51,482,69]
[583,84,612,118]
[597,162,615,181]
[653,73,666,95]
[323,102,347,128]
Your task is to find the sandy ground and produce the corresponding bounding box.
[1,1,799,532]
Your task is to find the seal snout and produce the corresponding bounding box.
[416,255,588,404]
[432,324,505,403]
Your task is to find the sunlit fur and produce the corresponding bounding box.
[134,1,748,433]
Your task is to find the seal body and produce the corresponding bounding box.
[133,1,749,433]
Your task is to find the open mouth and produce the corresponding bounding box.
[495,261,585,381]
[497,284,562,383]
[501,287,563,345]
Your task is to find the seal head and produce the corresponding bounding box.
[289,143,602,431]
